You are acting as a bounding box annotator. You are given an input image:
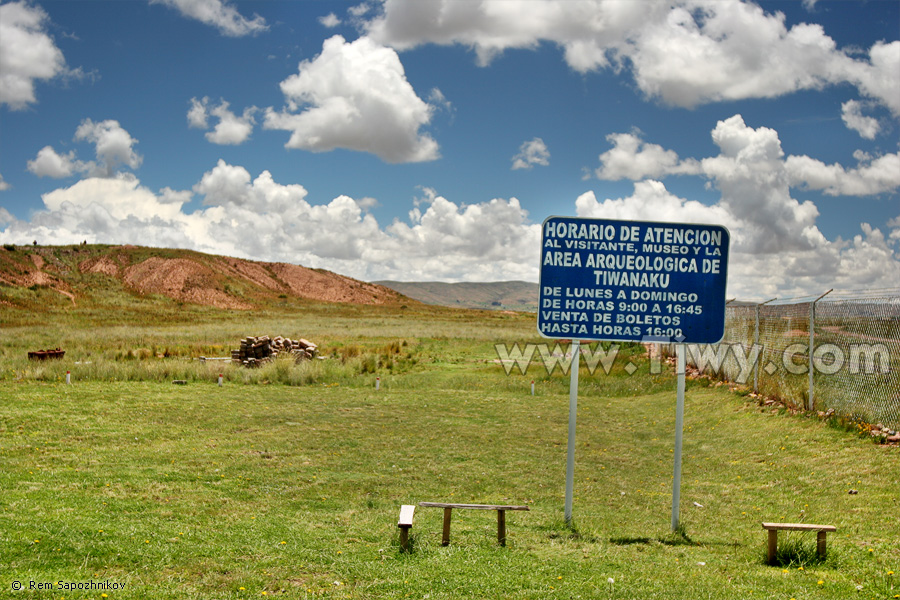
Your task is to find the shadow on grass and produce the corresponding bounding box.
[537,521,605,544]
[766,533,829,568]
[609,530,701,547]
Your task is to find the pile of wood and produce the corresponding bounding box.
[232,335,317,367]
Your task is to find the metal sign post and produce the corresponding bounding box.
[564,339,580,525]
[671,343,686,531]
[537,216,729,527]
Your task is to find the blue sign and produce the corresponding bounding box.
[538,216,730,343]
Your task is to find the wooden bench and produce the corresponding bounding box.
[418,502,529,546]
[398,504,416,551]
[762,522,836,564]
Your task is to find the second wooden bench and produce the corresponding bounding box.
[418,502,529,546]
[762,522,836,564]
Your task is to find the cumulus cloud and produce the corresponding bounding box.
[263,35,440,163]
[74,119,143,177]
[150,0,267,36]
[188,97,257,145]
[841,100,880,139]
[25,119,142,180]
[786,152,900,196]
[511,137,550,170]
[187,97,209,129]
[581,114,900,295]
[0,174,9,191]
[27,146,85,178]
[848,41,900,118]
[319,13,341,28]
[0,1,74,109]
[364,0,900,117]
[594,131,700,180]
[580,111,900,296]
[594,115,899,251]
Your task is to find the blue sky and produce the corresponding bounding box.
[1,0,898,300]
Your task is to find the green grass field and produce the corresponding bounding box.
[1,303,898,599]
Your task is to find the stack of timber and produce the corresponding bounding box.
[231,335,318,367]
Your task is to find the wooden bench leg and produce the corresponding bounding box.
[399,526,411,552]
[767,529,778,564]
[497,509,506,546]
[816,530,827,560]
[442,508,452,546]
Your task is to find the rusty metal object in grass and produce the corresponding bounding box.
[27,348,65,360]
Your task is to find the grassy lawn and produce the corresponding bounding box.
[1,304,898,599]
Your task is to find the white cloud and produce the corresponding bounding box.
[319,13,341,28]
[582,114,900,296]
[27,146,85,178]
[41,173,186,222]
[624,2,859,108]
[355,196,380,210]
[263,35,439,163]
[25,119,142,181]
[511,137,550,170]
[366,0,651,68]
[74,119,143,177]
[0,174,9,191]
[0,1,72,109]
[594,131,700,180]
[841,100,880,139]
[786,152,900,196]
[187,97,209,128]
[364,0,900,118]
[348,3,371,18]
[188,97,257,145]
[593,115,900,251]
[847,41,900,118]
[699,115,824,254]
[428,87,453,114]
[150,0,267,36]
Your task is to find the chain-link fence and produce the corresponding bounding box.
[683,290,900,429]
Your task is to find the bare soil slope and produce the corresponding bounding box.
[0,244,407,311]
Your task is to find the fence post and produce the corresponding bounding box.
[808,290,833,412]
[754,298,777,394]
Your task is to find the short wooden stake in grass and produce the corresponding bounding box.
[531,380,534,395]
[66,370,71,385]
[442,507,452,545]
[218,373,223,387]
[376,377,380,391]
[397,504,415,551]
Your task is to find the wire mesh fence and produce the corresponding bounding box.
[682,290,900,429]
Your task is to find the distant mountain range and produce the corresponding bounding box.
[374,280,538,312]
